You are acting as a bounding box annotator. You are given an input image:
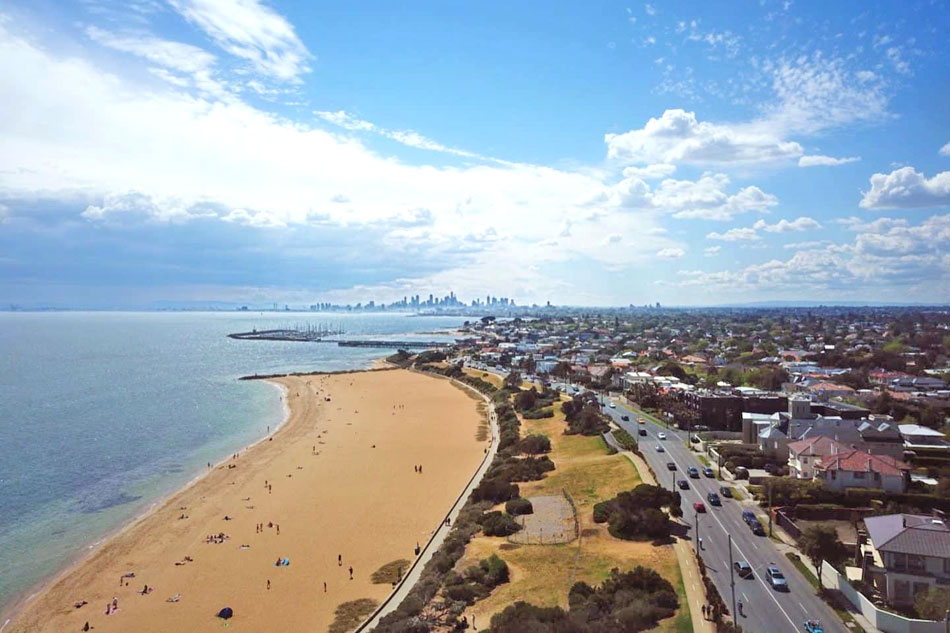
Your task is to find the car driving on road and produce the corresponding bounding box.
[719,486,733,498]
[766,564,788,590]
[657,432,667,440]
[677,479,689,489]
[666,462,676,470]
[639,428,647,436]
[702,467,715,477]
[734,561,753,578]
[687,466,699,478]
[621,415,629,421]
[693,501,706,513]
[656,444,664,452]
[706,492,721,506]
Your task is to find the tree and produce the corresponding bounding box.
[914,586,950,621]
[503,370,522,390]
[800,524,849,589]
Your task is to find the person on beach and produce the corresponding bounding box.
[338,554,342,566]
[276,524,280,535]
[267,579,271,590]
[349,566,354,580]
[82,621,90,631]
[323,581,327,592]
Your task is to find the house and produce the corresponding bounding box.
[899,424,950,451]
[787,436,851,479]
[889,376,947,393]
[813,450,910,492]
[861,514,950,607]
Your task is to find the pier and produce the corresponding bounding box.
[228,329,449,348]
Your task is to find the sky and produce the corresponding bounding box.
[0,0,949,308]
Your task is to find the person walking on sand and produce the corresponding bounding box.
[349,566,353,580]
[267,579,271,590]
[338,554,342,566]
[323,581,327,592]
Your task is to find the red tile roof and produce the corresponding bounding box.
[815,450,910,476]
[787,436,851,458]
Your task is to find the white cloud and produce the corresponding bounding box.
[86,26,217,76]
[656,247,685,259]
[706,227,760,242]
[644,3,656,16]
[798,154,860,167]
[783,240,828,249]
[167,0,312,82]
[859,167,950,209]
[940,142,950,157]
[753,217,821,232]
[703,245,721,256]
[621,163,676,179]
[605,109,803,166]
[314,110,509,164]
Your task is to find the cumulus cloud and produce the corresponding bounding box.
[753,217,821,232]
[621,163,676,179]
[656,247,685,259]
[859,167,950,209]
[167,0,312,82]
[798,155,860,167]
[706,227,760,242]
[704,245,721,256]
[605,109,803,166]
[940,142,950,157]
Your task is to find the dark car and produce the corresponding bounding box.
[706,492,721,506]
[621,415,630,421]
[677,479,689,490]
[734,561,753,578]
[719,486,733,498]
[749,520,766,536]
[702,467,715,477]
[639,428,647,436]
[666,462,677,471]
[687,466,700,478]
[742,509,757,524]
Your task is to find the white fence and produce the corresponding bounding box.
[820,561,945,633]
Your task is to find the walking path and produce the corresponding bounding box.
[606,429,715,633]
[357,378,499,631]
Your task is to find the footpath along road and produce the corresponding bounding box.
[605,399,850,633]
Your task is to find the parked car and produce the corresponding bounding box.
[706,492,721,506]
[621,415,629,421]
[657,432,667,440]
[656,445,664,452]
[734,561,753,578]
[766,564,788,590]
[719,486,733,498]
[749,520,766,536]
[693,501,706,513]
[742,509,757,524]
[666,462,676,471]
[687,466,699,478]
[638,428,647,436]
[677,479,689,490]
[702,467,715,477]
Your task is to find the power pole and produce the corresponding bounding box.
[768,483,774,537]
[728,534,738,623]
[695,512,700,550]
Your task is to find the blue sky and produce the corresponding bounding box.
[0,0,948,307]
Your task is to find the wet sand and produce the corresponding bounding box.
[6,368,486,633]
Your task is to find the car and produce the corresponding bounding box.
[621,415,630,421]
[734,561,753,578]
[657,432,667,440]
[666,462,676,471]
[677,479,689,490]
[742,509,757,524]
[693,501,706,513]
[702,467,715,477]
[637,417,645,424]
[749,520,766,536]
[719,486,733,498]
[706,492,721,506]
[766,564,788,590]
[804,620,825,633]
[656,445,665,452]
[638,428,647,436]
[687,466,699,478]
[609,402,616,408]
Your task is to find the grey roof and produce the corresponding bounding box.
[759,427,787,440]
[865,514,950,558]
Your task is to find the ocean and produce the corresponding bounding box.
[0,311,465,616]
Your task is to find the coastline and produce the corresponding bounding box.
[5,366,486,633]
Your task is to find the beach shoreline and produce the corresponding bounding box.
[5,365,486,633]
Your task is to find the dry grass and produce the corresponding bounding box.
[462,367,504,389]
[371,559,410,585]
[458,397,684,629]
[328,598,378,633]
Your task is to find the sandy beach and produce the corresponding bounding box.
[6,368,487,633]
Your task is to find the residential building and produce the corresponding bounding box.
[899,424,950,451]
[813,450,910,492]
[861,514,950,607]
[787,436,852,479]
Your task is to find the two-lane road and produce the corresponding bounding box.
[601,399,846,633]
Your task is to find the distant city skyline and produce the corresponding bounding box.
[0,1,948,307]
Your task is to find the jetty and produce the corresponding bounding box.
[228,329,448,349]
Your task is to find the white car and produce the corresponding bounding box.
[609,402,616,408]
[657,432,667,440]
[656,444,665,452]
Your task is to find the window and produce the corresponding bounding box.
[943,558,950,575]
[831,470,837,480]
[892,553,907,571]
[802,457,808,464]
[908,555,925,572]
[854,471,866,479]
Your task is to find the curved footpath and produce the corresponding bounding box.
[357,376,499,631]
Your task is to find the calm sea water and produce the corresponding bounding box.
[0,311,464,615]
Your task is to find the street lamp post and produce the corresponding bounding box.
[728,534,738,623]
[695,512,700,550]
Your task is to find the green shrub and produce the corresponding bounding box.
[505,497,534,515]
[479,511,521,537]
[515,434,551,454]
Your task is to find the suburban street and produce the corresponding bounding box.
[603,398,848,633]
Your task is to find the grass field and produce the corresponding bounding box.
[458,395,685,632]
[462,366,504,389]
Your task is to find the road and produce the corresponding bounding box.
[600,397,846,633]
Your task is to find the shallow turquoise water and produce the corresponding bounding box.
[0,311,463,613]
